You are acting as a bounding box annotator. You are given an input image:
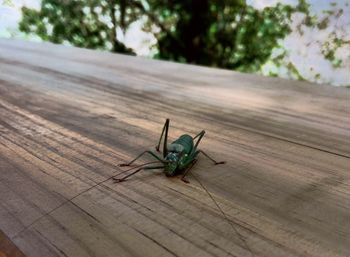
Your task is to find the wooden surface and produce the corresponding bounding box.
[1,39,350,257]
[0,230,25,257]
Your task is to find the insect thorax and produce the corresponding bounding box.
[171,134,194,154]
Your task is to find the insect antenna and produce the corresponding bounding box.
[191,173,255,257]
[12,161,163,237]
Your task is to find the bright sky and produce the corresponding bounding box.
[1,0,349,86]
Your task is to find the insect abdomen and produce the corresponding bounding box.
[172,134,193,154]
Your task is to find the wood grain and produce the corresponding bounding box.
[0,38,350,257]
[0,230,25,257]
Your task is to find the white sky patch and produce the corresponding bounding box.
[0,5,19,35]
[116,17,157,56]
[0,0,40,37]
[246,0,298,9]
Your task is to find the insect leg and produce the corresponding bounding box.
[119,150,164,167]
[193,131,225,165]
[181,159,198,183]
[198,150,226,165]
[116,161,160,177]
[193,130,205,149]
[113,165,164,183]
[156,119,169,157]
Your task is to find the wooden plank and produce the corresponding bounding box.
[0,229,25,257]
[0,38,350,257]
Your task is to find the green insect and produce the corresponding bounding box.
[113,119,225,183]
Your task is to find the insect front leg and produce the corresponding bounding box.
[193,130,225,165]
[181,159,198,183]
[197,150,226,165]
[118,150,164,167]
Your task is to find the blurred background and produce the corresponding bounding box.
[1,0,349,87]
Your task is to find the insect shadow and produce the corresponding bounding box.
[113,119,225,183]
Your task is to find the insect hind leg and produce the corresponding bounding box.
[118,150,164,167]
[114,165,164,183]
[193,130,206,149]
[156,119,170,157]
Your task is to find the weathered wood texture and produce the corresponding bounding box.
[1,39,350,257]
[0,230,25,257]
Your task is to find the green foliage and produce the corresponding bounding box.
[260,0,350,85]
[147,1,294,72]
[20,0,133,53]
[3,0,14,7]
[287,62,305,81]
[317,17,329,30]
[19,0,297,72]
[298,2,349,70]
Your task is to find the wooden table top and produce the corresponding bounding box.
[1,39,350,257]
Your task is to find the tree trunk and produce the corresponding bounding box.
[108,0,118,52]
